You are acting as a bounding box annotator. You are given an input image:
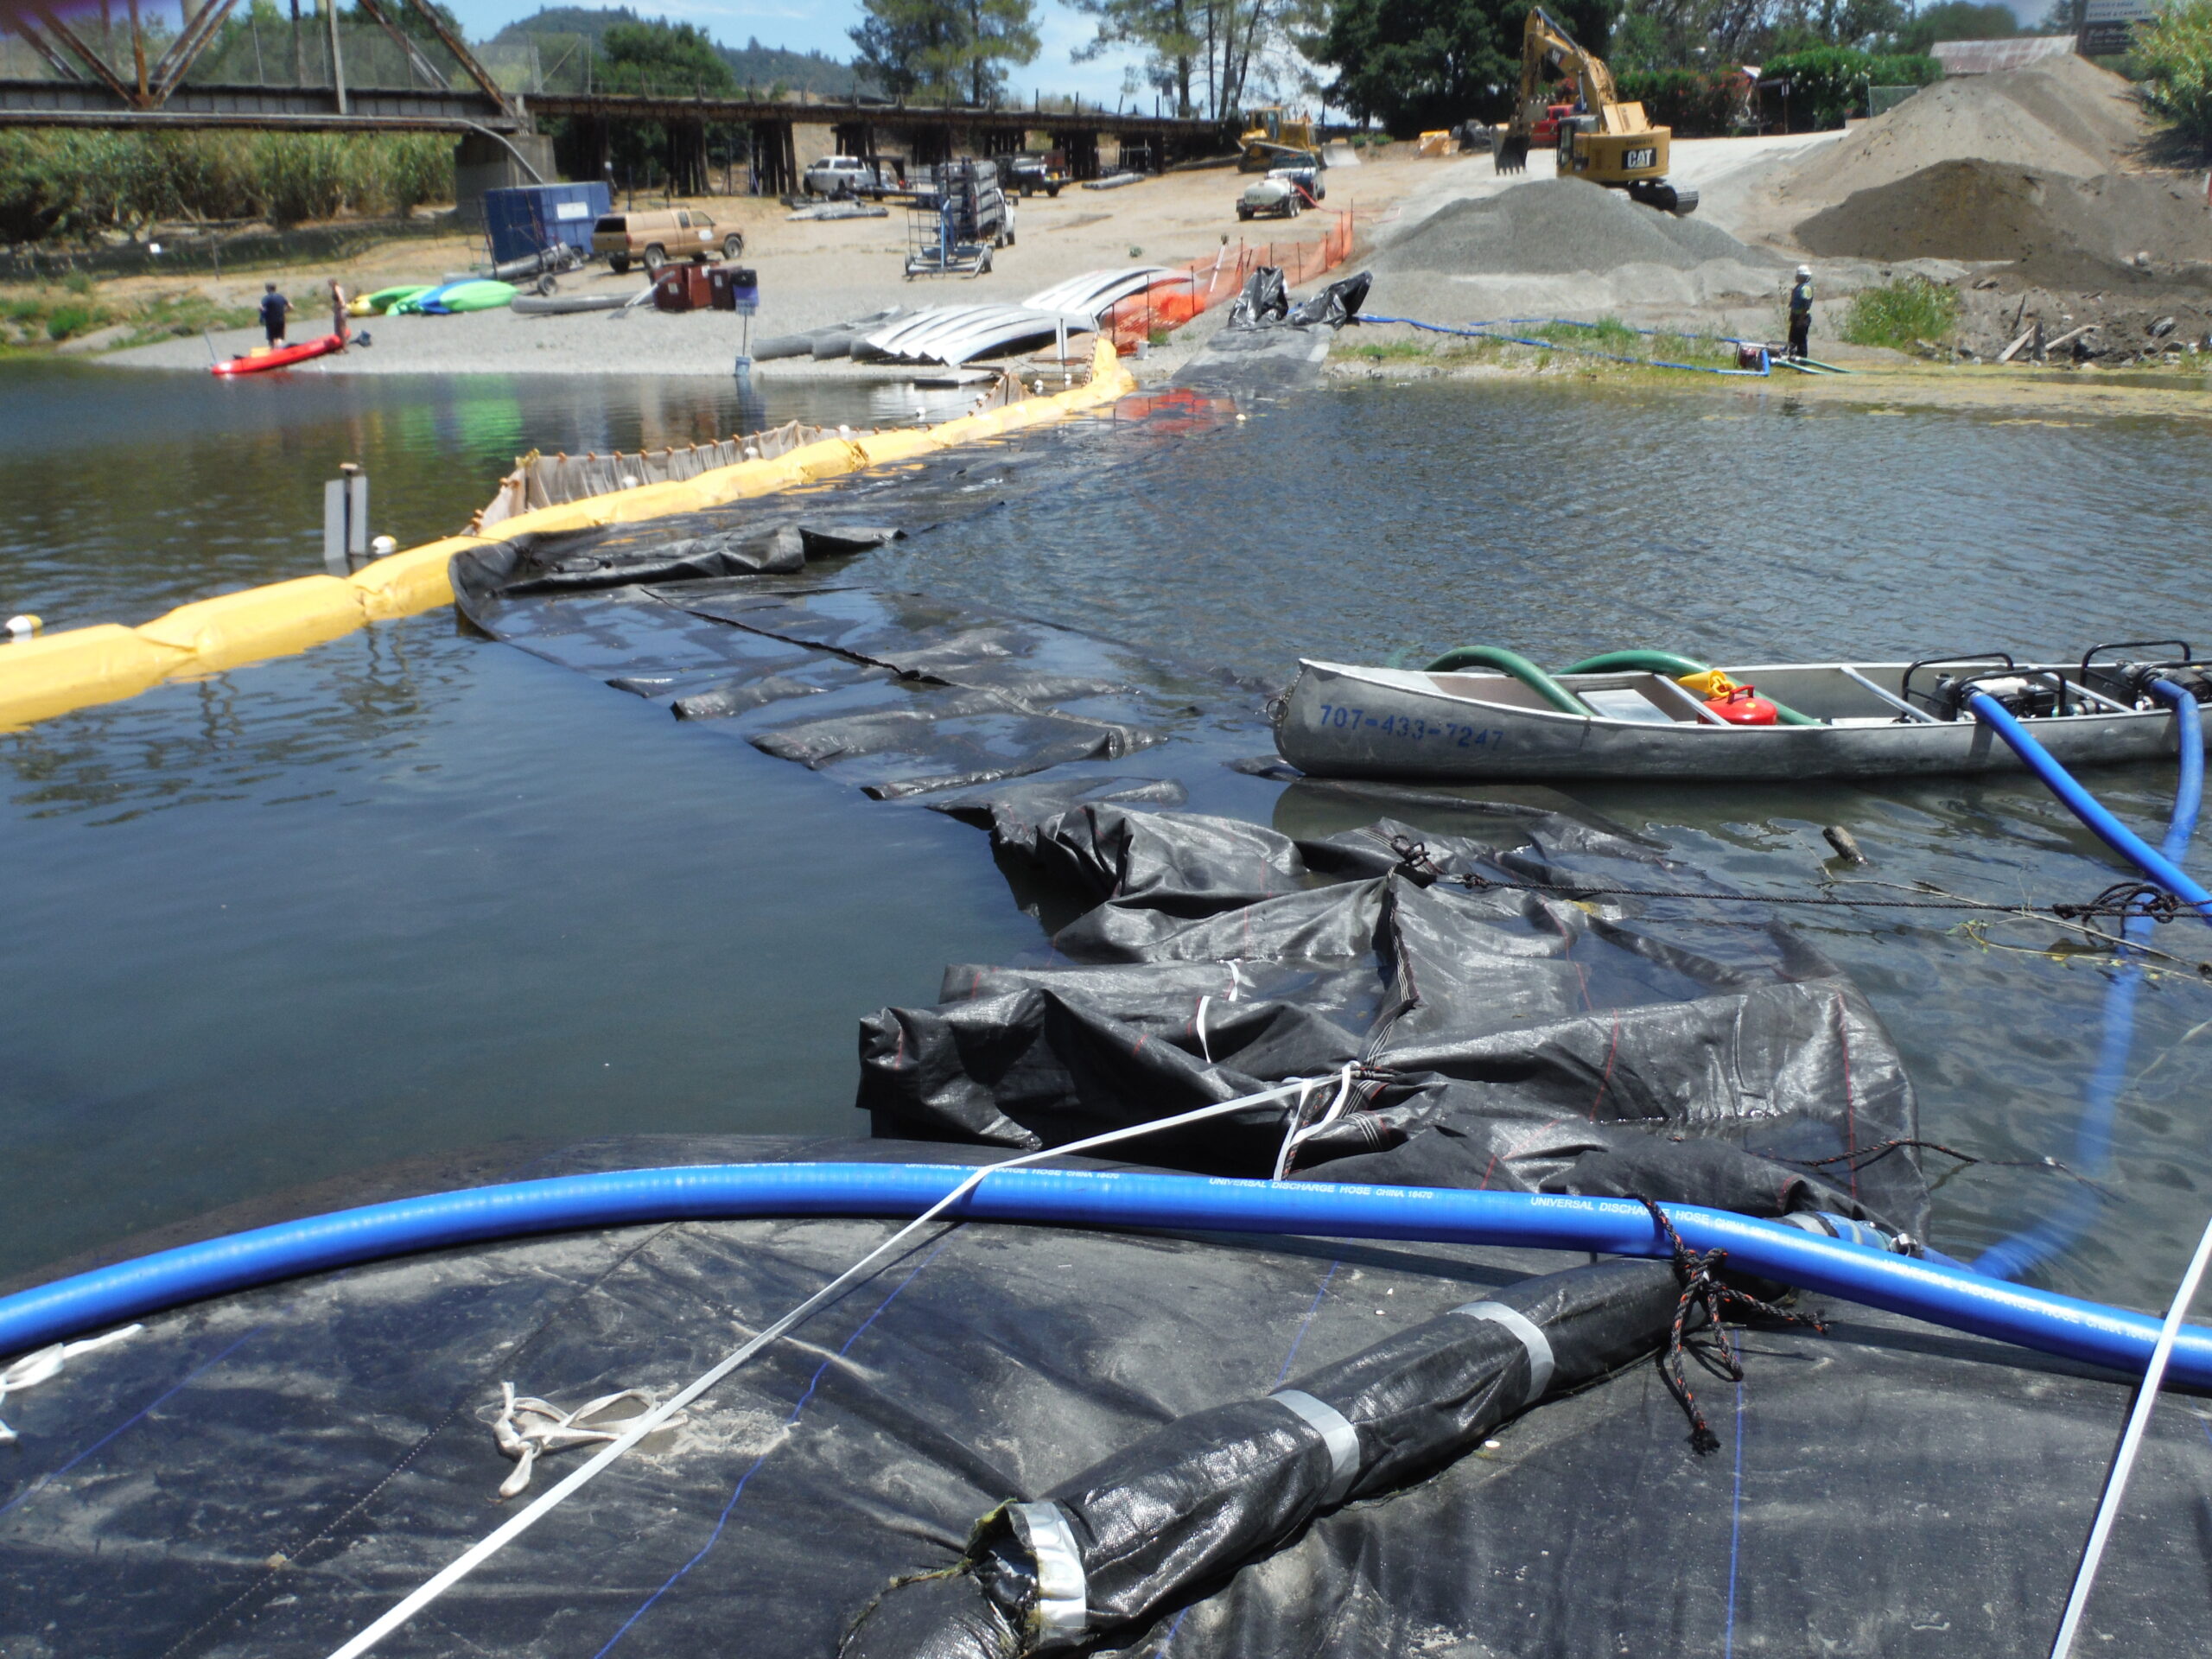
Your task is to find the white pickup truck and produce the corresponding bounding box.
[803,156,885,198]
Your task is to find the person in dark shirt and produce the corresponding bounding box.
[1787,264,1812,360]
[259,282,289,347]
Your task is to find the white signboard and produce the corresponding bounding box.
[554,201,591,220]
[2080,0,2153,52]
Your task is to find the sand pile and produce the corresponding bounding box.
[1367,178,1789,321]
[1759,54,2212,283]
[1382,178,1784,274]
[1771,54,2148,210]
[1798,161,2212,285]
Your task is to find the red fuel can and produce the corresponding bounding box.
[1706,684,1779,725]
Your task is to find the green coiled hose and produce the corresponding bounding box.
[1422,645,1592,715]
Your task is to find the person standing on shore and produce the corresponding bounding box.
[259,282,289,347]
[329,279,350,343]
[1788,264,1813,360]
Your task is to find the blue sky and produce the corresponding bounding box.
[445,0,1158,106]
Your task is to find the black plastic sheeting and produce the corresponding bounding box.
[448,414,1282,804]
[3,1132,2209,1659]
[842,1257,1684,1656]
[1172,269,1368,399]
[861,800,1929,1239]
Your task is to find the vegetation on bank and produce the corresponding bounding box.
[1840,276,1961,352]
[0,131,451,246]
[1344,317,1745,378]
[0,272,259,351]
[2136,0,2212,151]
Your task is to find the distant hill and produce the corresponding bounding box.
[491,7,869,95]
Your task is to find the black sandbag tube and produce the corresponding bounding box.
[841,1258,1682,1656]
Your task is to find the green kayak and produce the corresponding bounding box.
[398,279,518,315]
[353,284,430,316]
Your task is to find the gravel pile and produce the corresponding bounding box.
[1363,178,1789,325]
[1798,160,2212,286]
[1772,54,2147,213]
[1377,178,1784,275]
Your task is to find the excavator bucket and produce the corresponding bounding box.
[1495,134,1529,174]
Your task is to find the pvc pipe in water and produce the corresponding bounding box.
[3,1163,2209,1388]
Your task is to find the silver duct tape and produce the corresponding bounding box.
[1007,1500,1089,1646]
[1451,1300,1556,1407]
[1269,1388,1362,1506]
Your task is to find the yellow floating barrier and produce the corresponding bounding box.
[0,340,1136,731]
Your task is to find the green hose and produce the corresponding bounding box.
[1423,645,1592,715]
[1558,650,1710,679]
[1555,649,1823,727]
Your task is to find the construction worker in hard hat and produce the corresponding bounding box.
[1787,264,1813,360]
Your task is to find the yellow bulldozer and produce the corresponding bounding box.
[1494,8,1698,215]
[1238,106,1322,172]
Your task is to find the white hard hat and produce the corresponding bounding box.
[1796,264,1811,277]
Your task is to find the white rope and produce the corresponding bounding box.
[2049,1211,2212,1659]
[1271,1065,1357,1183]
[489,1382,688,1499]
[325,1075,1338,1659]
[0,1324,141,1445]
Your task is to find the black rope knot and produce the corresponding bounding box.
[2054,881,2183,925]
[1637,1197,1824,1456]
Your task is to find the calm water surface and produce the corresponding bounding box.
[6,359,2212,1310]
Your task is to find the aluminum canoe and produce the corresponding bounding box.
[1276,659,2207,782]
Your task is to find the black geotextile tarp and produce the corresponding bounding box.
[861,799,1929,1239]
[447,421,1276,803]
[4,1133,2209,1659]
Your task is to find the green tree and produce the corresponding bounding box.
[1313,0,1613,135]
[2136,0,2212,150]
[341,0,464,45]
[596,18,737,92]
[1608,0,1774,69]
[1891,0,2018,54]
[1073,0,1205,114]
[849,0,1038,104]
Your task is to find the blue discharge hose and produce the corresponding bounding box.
[3,1162,2211,1387]
[1975,681,2204,1279]
[1966,689,2212,924]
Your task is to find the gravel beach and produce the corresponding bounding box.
[101,156,1432,378]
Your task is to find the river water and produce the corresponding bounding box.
[6,357,2212,1311]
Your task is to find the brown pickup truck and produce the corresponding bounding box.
[591,208,744,274]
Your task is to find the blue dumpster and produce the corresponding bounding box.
[482,182,612,266]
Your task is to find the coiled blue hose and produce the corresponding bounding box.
[2,1162,2209,1386]
[1966,688,2212,924]
[1975,681,2204,1279]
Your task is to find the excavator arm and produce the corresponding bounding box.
[1492,5,1695,212]
[1497,8,1639,168]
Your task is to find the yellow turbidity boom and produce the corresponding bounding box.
[0,338,1137,732]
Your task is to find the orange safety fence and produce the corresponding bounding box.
[1101,208,1356,354]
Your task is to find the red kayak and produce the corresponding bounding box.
[211,332,346,376]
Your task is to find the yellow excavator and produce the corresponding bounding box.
[1238,106,1322,172]
[1494,7,1697,215]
